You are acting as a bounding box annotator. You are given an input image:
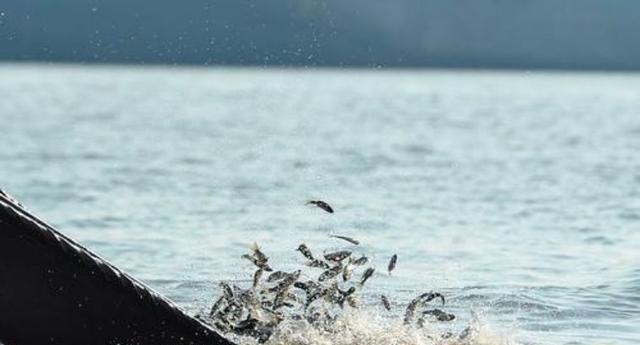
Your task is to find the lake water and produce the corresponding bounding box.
[1,64,639,345]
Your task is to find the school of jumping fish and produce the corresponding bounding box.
[200,201,458,344]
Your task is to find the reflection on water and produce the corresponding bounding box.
[1,64,640,345]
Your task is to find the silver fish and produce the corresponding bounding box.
[318,265,342,281]
[423,291,445,306]
[209,296,226,318]
[253,269,263,288]
[305,291,323,308]
[457,326,473,341]
[403,292,446,324]
[388,254,397,275]
[269,270,301,293]
[381,295,391,311]
[423,308,455,322]
[273,291,287,309]
[293,281,310,291]
[404,297,422,324]
[281,270,301,286]
[305,259,331,270]
[294,280,321,295]
[237,288,255,306]
[260,300,273,309]
[346,295,359,308]
[242,254,273,272]
[322,282,342,304]
[329,235,360,245]
[250,242,269,265]
[342,260,355,281]
[266,271,289,282]
[306,200,334,213]
[352,256,369,266]
[219,282,234,300]
[358,267,375,286]
[339,286,356,301]
[296,244,315,260]
[338,286,356,297]
[324,250,352,262]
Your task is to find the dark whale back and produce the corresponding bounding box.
[0,188,233,345]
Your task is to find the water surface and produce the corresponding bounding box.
[1,64,639,345]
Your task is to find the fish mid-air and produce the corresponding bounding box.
[358,267,375,287]
[388,254,398,275]
[206,240,457,343]
[296,244,315,260]
[381,295,391,311]
[306,200,334,213]
[329,235,360,245]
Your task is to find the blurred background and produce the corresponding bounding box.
[2,0,640,69]
[1,1,640,345]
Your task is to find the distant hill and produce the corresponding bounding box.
[1,0,640,70]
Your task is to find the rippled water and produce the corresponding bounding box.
[1,64,639,345]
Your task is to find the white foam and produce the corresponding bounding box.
[224,310,517,345]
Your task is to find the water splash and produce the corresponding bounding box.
[202,237,520,345]
[224,310,516,345]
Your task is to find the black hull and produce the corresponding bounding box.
[0,189,232,345]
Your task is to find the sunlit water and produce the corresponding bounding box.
[1,64,639,345]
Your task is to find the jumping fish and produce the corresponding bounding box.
[306,200,334,213]
[381,295,391,311]
[336,287,356,309]
[266,271,289,283]
[253,269,263,288]
[388,254,397,275]
[208,241,454,344]
[268,270,301,293]
[250,243,269,265]
[293,281,311,291]
[304,291,323,309]
[352,256,369,266]
[296,244,315,260]
[342,260,355,281]
[209,296,226,318]
[423,308,456,322]
[403,292,446,325]
[358,267,375,287]
[219,282,234,300]
[305,259,331,270]
[242,254,273,272]
[342,286,356,296]
[318,265,342,282]
[329,235,360,245]
[346,295,359,308]
[404,296,423,324]
[321,282,341,304]
[324,250,351,262]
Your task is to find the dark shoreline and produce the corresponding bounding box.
[3,60,640,74]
